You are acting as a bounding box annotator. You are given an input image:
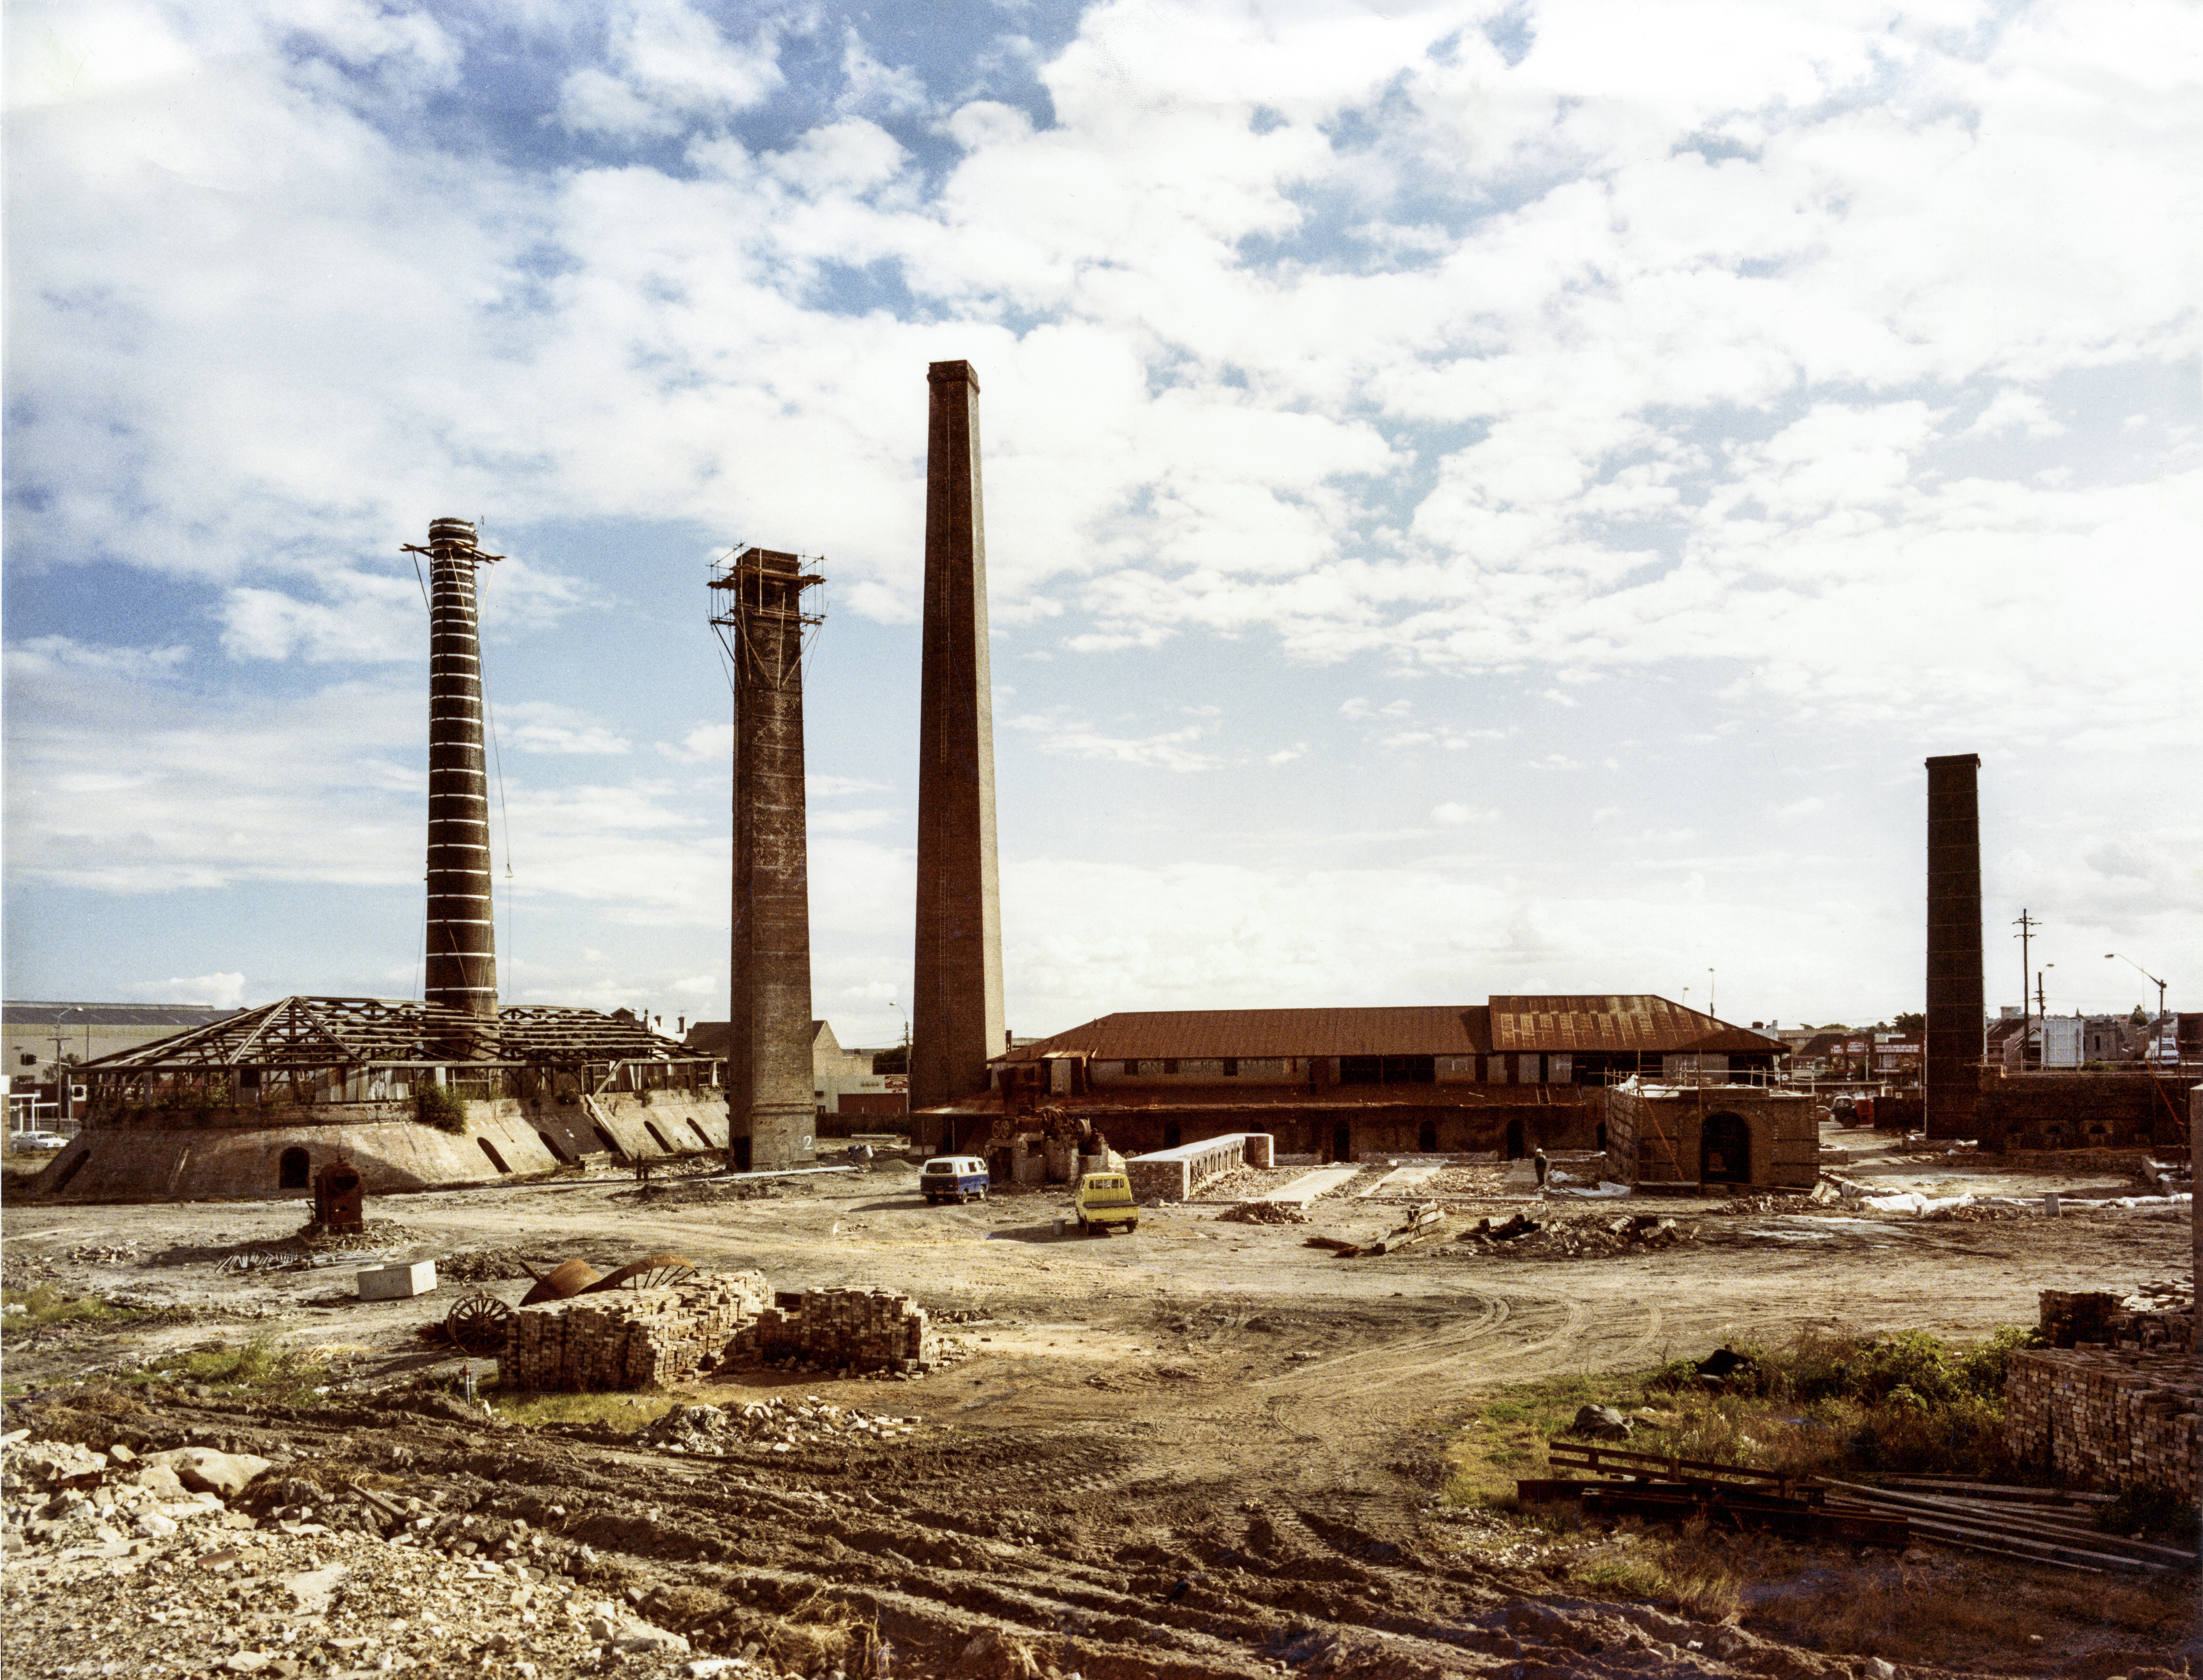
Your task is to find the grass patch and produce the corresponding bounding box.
[484,1385,680,1432]
[123,1332,328,1406]
[1445,1324,2043,1511]
[2,1285,140,1327]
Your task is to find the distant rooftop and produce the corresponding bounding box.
[4,1001,236,1029]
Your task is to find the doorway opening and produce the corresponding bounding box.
[1417,1119,1438,1152]
[1700,1112,1750,1184]
[279,1147,311,1190]
[1504,1118,1525,1160]
[1331,1120,1352,1162]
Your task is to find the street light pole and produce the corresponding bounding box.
[2105,953,2168,1020]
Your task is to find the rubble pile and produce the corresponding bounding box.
[1715,1192,1819,1216]
[0,1431,713,1679]
[1452,1212,1699,1259]
[1217,1201,1308,1225]
[744,1286,940,1377]
[2039,1284,2193,1352]
[2005,1345,2201,1503]
[636,1398,921,1455]
[501,1271,769,1393]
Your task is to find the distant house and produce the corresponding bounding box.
[681,1019,906,1122]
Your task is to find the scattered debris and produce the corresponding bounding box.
[1218,1201,1307,1224]
[1568,1404,1634,1441]
[636,1398,921,1455]
[1452,1212,1698,1259]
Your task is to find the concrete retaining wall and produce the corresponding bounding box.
[33,1091,730,1203]
[1126,1133,1274,1203]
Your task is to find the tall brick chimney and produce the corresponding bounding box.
[910,359,1006,1146]
[1924,753,1984,1138]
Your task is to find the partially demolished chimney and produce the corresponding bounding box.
[1924,753,1983,1138]
[711,547,824,1172]
[411,518,498,1021]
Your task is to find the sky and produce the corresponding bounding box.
[4,0,2198,1048]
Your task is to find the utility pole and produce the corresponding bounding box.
[2013,910,2038,1071]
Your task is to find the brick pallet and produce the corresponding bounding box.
[500,1270,769,1392]
[749,1286,936,1375]
[2004,1346,2201,1504]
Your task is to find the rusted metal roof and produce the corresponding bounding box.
[81,996,696,1071]
[1487,996,1783,1055]
[993,1007,1491,1062]
[995,997,1783,1065]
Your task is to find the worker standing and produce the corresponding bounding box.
[1533,1147,1549,1197]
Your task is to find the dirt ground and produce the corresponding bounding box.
[3,1125,2196,1679]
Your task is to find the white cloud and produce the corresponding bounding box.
[1007,712,1220,772]
[557,0,785,137]
[1429,802,1496,827]
[121,971,248,1008]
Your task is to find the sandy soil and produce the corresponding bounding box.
[3,1126,2195,1679]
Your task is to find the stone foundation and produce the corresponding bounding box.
[2004,1346,2201,1502]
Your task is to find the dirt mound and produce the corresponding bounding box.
[434,1247,543,1283]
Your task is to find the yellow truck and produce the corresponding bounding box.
[1071,1172,1139,1236]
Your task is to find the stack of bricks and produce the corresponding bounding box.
[746,1286,934,1375]
[500,1270,768,1392]
[2004,1346,2201,1504]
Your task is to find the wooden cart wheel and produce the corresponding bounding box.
[446,1293,513,1355]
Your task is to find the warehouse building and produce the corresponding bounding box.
[939,996,1782,1165]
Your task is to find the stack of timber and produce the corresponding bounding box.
[1304,1203,1446,1259]
[1523,1442,1907,1548]
[1817,1479,2194,1576]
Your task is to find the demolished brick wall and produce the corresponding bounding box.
[500,1271,769,1392]
[2003,1346,2200,1503]
[1975,1071,2188,1152]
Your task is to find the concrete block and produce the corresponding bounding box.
[357,1259,437,1300]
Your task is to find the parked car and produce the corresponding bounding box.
[1071,1172,1140,1236]
[919,1155,990,1205]
[9,1131,69,1153]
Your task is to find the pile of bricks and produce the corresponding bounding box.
[737,1286,936,1376]
[2003,1346,2201,1503]
[499,1270,769,1392]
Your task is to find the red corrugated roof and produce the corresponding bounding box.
[995,998,1782,1063]
[994,1007,1490,1062]
[1488,996,1782,1055]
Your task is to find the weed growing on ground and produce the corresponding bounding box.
[1,1286,138,1327]
[486,1386,680,1432]
[121,1332,327,1406]
[1445,1323,2045,1505]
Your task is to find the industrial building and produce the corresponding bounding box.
[32,994,723,1201]
[936,996,1784,1169]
